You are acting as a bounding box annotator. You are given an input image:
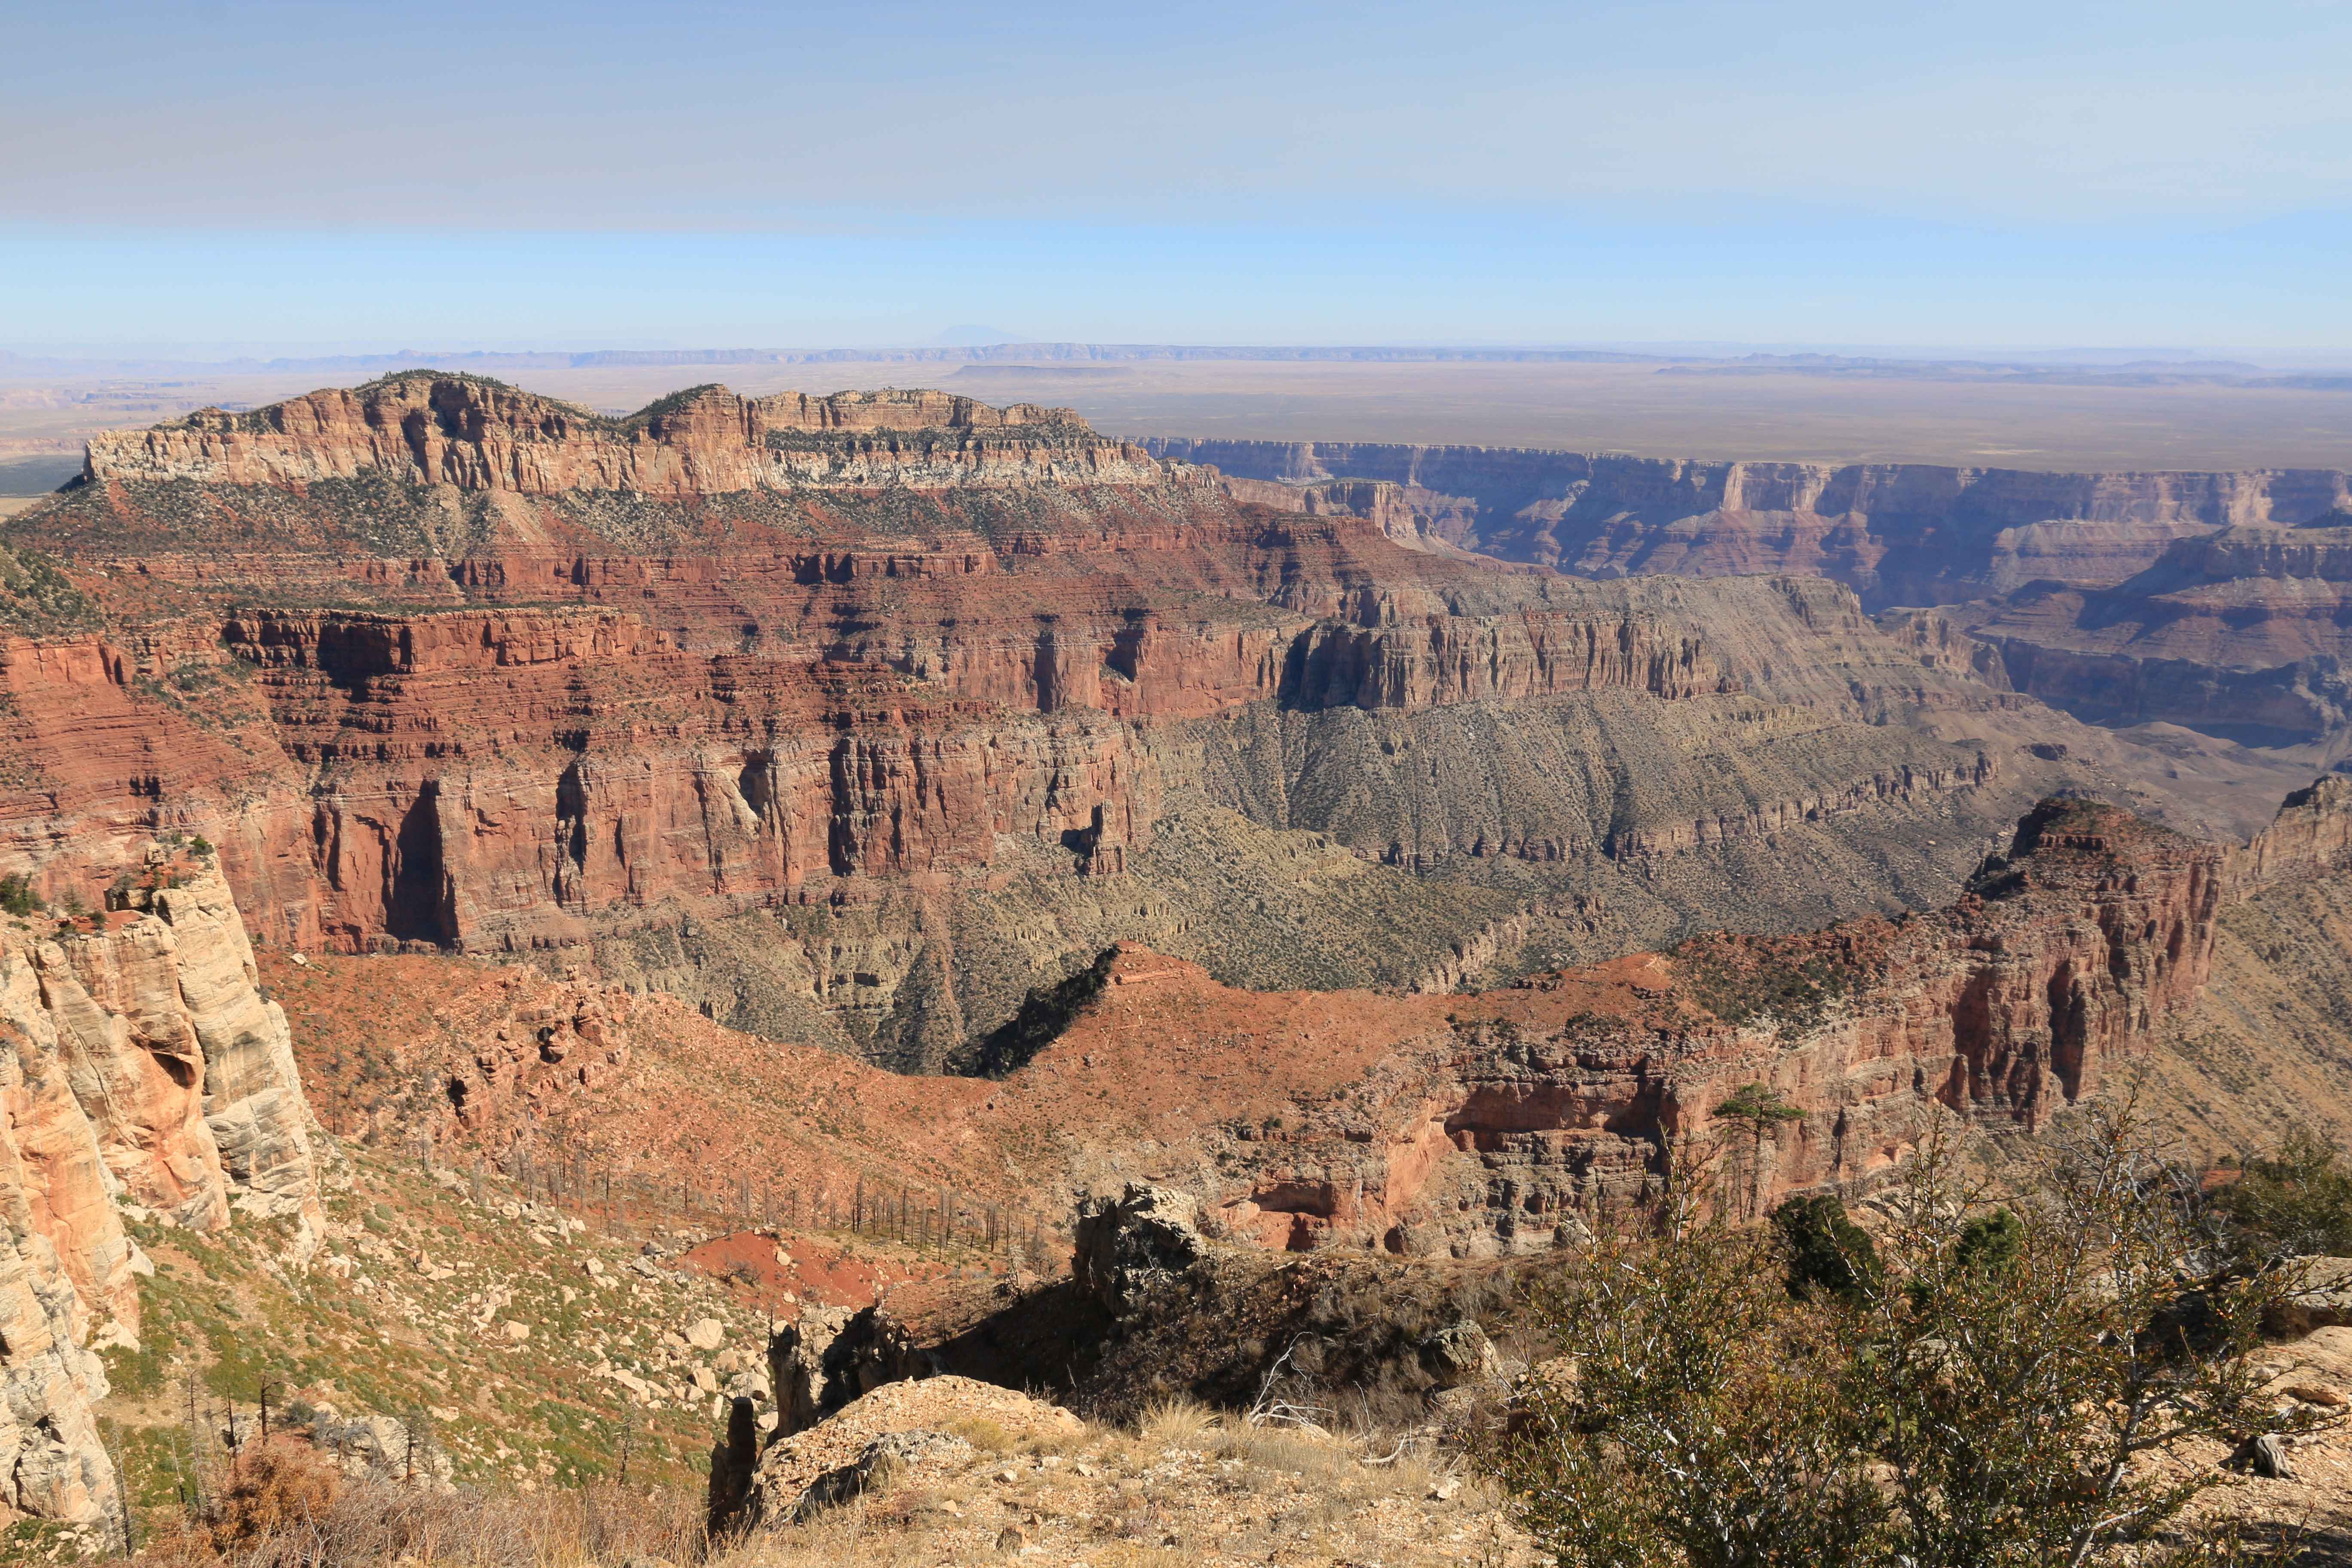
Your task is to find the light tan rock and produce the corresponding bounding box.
[745,1375,1082,1528]
[39,919,229,1231]
[0,847,328,1523]
[0,959,125,1522]
[123,855,324,1248]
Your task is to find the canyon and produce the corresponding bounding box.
[1959,525,2352,748]
[9,372,2271,1075]
[1,373,2350,1534]
[1153,436,2352,772]
[263,780,2352,1263]
[1146,437,2352,607]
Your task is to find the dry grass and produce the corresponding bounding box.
[936,1415,1011,1454]
[126,1474,706,1568]
[1133,1396,1219,1449]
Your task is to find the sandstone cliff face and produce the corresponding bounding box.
[1149,438,2352,609]
[83,378,1177,499]
[0,848,322,1524]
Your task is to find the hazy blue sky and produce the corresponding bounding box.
[3,0,2346,352]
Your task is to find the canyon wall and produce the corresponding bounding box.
[2,379,2248,1068]
[1197,787,2347,1257]
[84,379,1178,499]
[1968,526,2352,744]
[1148,437,2352,609]
[0,847,321,1524]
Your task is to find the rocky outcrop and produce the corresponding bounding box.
[1090,784,2352,1257]
[1278,611,1730,710]
[0,845,322,1524]
[1146,438,2352,609]
[740,1377,1082,1531]
[1215,474,1477,555]
[1071,1183,1205,1316]
[2227,776,2352,894]
[1874,608,2014,691]
[115,863,325,1233]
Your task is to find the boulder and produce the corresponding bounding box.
[311,1411,453,1487]
[1072,1183,1205,1317]
[791,1430,973,1521]
[1418,1319,1503,1389]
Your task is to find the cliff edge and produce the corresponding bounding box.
[0,845,321,1524]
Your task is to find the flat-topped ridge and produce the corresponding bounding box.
[79,374,1154,499]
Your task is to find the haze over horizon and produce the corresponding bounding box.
[6,0,2347,354]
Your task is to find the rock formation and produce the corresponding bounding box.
[82,378,1172,498]
[0,845,322,1524]
[1966,527,2352,745]
[958,783,2352,1259]
[1071,1183,1205,1315]
[1147,437,2352,609]
[1196,796,2221,1252]
[5,376,2240,1070]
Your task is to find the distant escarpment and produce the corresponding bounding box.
[0,848,321,1523]
[1964,525,2352,746]
[0,377,2236,1072]
[83,375,1177,499]
[1148,436,2352,610]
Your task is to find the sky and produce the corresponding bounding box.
[2,0,2346,355]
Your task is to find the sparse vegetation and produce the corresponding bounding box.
[1494,1106,2331,1566]
[0,542,99,635]
[1676,940,1861,1028]
[2218,1125,2352,1258]
[0,873,37,916]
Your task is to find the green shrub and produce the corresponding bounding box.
[2219,1126,2352,1258]
[1955,1207,2024,1273]
[0,874,35,917]
[1495,1108,2318,1567]
[1771,1195,1881,1305]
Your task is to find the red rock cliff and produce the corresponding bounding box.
[1204,786,2352,1256]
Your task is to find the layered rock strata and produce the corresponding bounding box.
[0,848,321,1523]
[1,378,2244,1068]
[84,379,1175,499]
[1968,526,2352,745]
[1148,437,2352,609]
[973,784,2352,1259]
